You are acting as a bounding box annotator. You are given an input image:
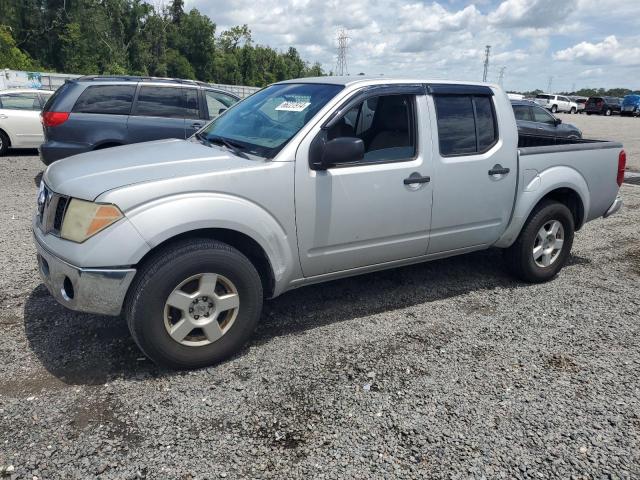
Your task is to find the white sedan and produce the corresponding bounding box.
[0,89,54,155]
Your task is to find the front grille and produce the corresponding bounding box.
[39,184,69,235]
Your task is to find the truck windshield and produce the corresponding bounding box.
[198,83,343,158]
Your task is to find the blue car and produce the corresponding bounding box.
[621,93,640,117]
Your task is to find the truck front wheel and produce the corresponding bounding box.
[505,200,575,283]
[125,238,263,369]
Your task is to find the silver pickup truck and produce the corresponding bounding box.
[33,77,625,369]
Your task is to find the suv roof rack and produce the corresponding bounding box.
[76,75,210,87]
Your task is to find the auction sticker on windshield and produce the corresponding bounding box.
[275,101,311,112]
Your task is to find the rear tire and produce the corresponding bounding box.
[125,238,263,369]
[605,109,612,116]
[570,107,576,114]
[505,200,574,283]
[0,131,9,156]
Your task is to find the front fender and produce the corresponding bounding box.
[495,165,589,248]
[124,192,296,290]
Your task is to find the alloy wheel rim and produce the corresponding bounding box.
[163,273,240,347]
[533,220,564,268]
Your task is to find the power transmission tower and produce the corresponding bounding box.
[482,45,491,82]
[498,66,506,87]
[547,76,553,93]
[335,29,350,76]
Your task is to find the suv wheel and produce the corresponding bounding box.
[551,105,558,113]
[505,200,575,283]
[605,108,612,116]
[570,107,576,114]
[0,131,9,156]
[126,238,263,369]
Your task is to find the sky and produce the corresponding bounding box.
[184,0,640,92]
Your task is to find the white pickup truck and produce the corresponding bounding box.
[33,77,625,369]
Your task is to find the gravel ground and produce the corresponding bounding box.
[557,113,640,171]
[1,152,640,479]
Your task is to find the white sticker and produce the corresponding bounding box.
[275,101,311,112]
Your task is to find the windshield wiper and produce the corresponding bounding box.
[195,131,213,148]
[208,135,250,159]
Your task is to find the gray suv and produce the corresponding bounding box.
[40,76,240,165]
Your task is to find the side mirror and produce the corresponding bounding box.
[313,137,364,170]
[218,107,227,115]
[554,118,562,126]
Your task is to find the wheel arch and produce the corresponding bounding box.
[134,227,277,298]
[495,167,588,248]
[0,127,13,147]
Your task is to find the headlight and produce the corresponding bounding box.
[60,198,123,243]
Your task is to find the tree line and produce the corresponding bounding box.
[0,0,325,86]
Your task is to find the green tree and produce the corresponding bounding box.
[0,26,37,70]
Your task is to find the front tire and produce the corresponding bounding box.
[605,109,612,116]
[125,238,263,369]
[0,131,9,156]
[551,105,558,113]
[505,200,575,283]
[570,107,576,114]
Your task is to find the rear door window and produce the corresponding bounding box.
[73,85,136,115]
[0,93,42,111]
[434,94,498,156]
[474,96,497,151]
[134,86,194,118]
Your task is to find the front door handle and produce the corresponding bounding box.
[488,165,510,176]
[403,175,431,185]
[0,114,8,119]
[191,122,205,129]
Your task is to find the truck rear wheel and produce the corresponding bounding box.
[505,200,574,283]
[125,238,263,369]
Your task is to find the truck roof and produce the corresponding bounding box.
[277,76,499,89]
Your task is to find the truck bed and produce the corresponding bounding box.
[518,134,612,148]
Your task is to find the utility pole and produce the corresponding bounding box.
[498,66,506,87]
[482,45,491,82]
[547,76,553,93]
[335,29,350,76]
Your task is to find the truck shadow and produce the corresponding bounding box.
[23,249,591,385]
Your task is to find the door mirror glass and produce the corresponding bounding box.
[554,117,562,126]
[315,137,365,170]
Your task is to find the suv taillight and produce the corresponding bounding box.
[41,111,69,127]
[617,150,626,187]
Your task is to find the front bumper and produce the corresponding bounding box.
[34,232,136,316]
[604,195,623,218]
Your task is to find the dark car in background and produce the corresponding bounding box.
[584,96,621,116]
[511,100,582,140]
[621,93,640,117]
[40,76,240,165]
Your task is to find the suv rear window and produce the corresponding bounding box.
[73,85,136,115]
[133,86,197,118]
[434,95,498,156]
[536,95,552,100]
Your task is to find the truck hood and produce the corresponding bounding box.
[44,139,259,200]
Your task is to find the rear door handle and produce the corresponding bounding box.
[403,175,431,185]
[488,165,510,175]
[191,122,205,129]
[0,114,7,119]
